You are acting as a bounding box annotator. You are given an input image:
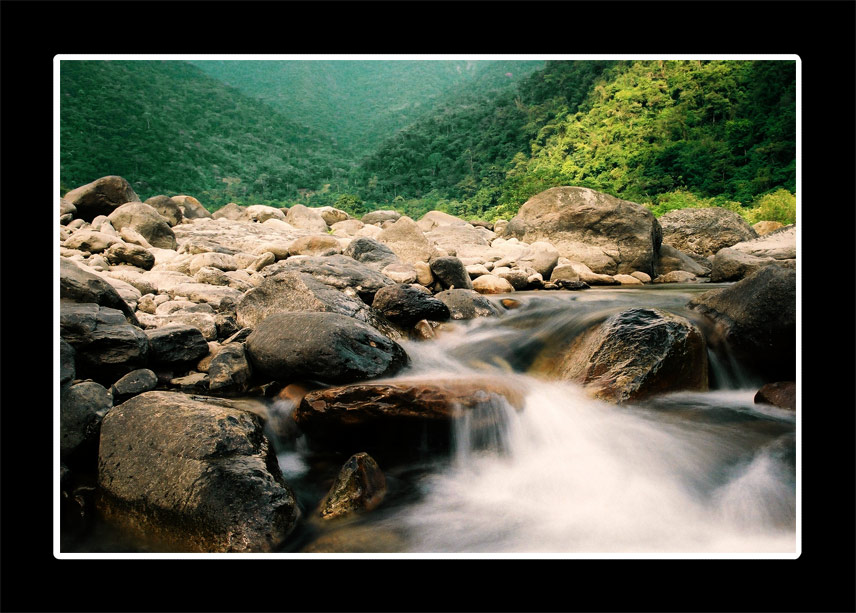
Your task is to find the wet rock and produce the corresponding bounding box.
[659,207,757,258]
[319,453,387,520]
[110,368,158,403]
[169,372,210,393]
[537,308,708,403]
[97,391,300,552]
[144,195,184,227]
[754,382,796,410]
[62,175,140,221]
[505,186,662,275]
[144,324,210,369]
[294,376,525,453]
[246,312,409,385]
[371,284,450,327]
[107,202,177,250]
[689,265,796,381]
[60,302,150,383]
[61,381,113,465]
[435,289,502,320]
[208,343,253,395]
[430,256,473,290]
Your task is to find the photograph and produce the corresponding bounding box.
[55,55,800,558]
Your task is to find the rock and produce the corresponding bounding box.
[61,381,113,465]
[562,261,618,285]
[246,204,287,223]
[288,234,343,257]
[381,263,418,284]
[472,274,515,294]
[194,266,233,287]
[613,274,644,285]
[516,241,560,278]
[186,252,239,276]
[294,376,525,452]
[61,339,76,390]
[709,248,795,283]
[413,261,434,286]
[425,225,492,257]
[110,368,158,403]
[62,175,140,221]
[536,308,708,403]
[107,202,177,250]
[435,289,502,320]
[659,207,757,258]
[171,195,212,219]
[371,284,450,327]
[97,391,300,552]
[169,372,210,393]
[726,225,796,260]
[653,271,700,284]
[166,283,243,311]
[144,195,184,227]
[138,310,220,341]
[104,242,155,270]
[361,210,401,225]
[207,343,253,395]
[236,271,384,331]
[315,206,350,226]
[266,255,394,301]
[377,216,438,265]
[144,324,210,369]
[754,382,796,410]
[505,186,662,275]
[494,268,531,291]
[118,226,154,249]
[752,220,784,236]
[211,202,248,221]
[343,237,399,271]
[286,204,328,232]
[63,230,123,253]
[630,271,651,283]
[466,264,491,279]
[688,265,796,381]
[245,312,409,385]
[493,219,509,236]
[416,210,469,232]
[319,453,387,520]
[655,244,711,278]
[330,219,365,237]
[247,251,276,273]
[60,302,150,383]
[429,256,473,290]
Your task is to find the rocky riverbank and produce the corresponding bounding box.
[58,176,797,552]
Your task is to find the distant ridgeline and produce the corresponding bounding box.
[60,59,796,224]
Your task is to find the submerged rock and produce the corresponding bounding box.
[318,453,387,520]
[97,391,300,552]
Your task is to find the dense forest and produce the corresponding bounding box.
[60,58,797,224]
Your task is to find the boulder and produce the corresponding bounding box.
[246,204,287,223]
[165,283,243,311]
[60,302,150,383]
[361,210,401,225]
[380,263,418,284]
[435,289,502,320]
[416,210,469,232]
[187,252,239,276]
[287,234,343,257]
[343,237,400,271]
[144,195,184,227]
[424,225,492,256]
[727,225,796,260]
[535,308,708,403]
[60,339,76,390]
[63,230,123,253]
[107,202,177,250]
[752,220,784,236]
[613,274,644,285]
[709,248,795,283]
[144,324,210,369]
[293,376,525,452]
[516,241,560,278]
[104,243,156,270]
[688,265,796,381]
[653,271,700,284]
[265,255,394,301]
[429,256,473,290]
[171,195,212,219]
[62,176,140,221]
[245,312,409,385]
[376,216,437,265]
[207,343,253,395]
[754,382,796,411]
[330,219,365,237]
[505,186,662,275]
[61,381,113,464]
[315,206,350,226]
[97,391,300,552]
[371,284,450,327]
[110,368,158,403]
[318,453,387,520]
[655,243,711,277]
[286,204,328,232]
[658,207,757,258]
[211,202,248,221]
[472,274,515,294]
[559,261,617,285]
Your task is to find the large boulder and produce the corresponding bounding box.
[144,324,210,370]
[60,258,139,324]
[534,308,708,403]
[144,195,184,227]
[343,237,400,271]
[361,210,401,225]
[63,229,123,253]
[376,216,438,265]
[430,256,473,290]
[61,381,113,465]
[211,202,248,221]
[688,265,796,381]
[505,186,662,275]
[107,202,177,250]
[709,248,795,282]
[62,176,140,221]
[60,302,150,383]
[97,391,301,552]
[245,312,409,385]
[171,195,212,219]
[654,244,711,278]
[658,207,757,258]
[371,284,450,327]
[286,204,328,232]
[287,235,343,257]
[207,343,253,395]
[416,210,469,233]
[264,255,394,301]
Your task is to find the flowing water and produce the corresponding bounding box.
[276,284,797,555]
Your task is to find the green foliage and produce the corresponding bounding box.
[645,190,744,218]
[745,189,796,225]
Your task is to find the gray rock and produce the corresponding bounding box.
[343,237,400,271]
[505,186,662,275]
[61,339,76,390]
[110,368,158,403]
[245,312,409,385]
[654,244,710,277]
[107,202,177,250]
[187,252,238,275]
[659,207,757,258]
[430,256,473,290]
[208,343,253,395]
[377,216,438,265]
[63,230,123,253]
[381,263,418,284]
[361,210,401,225]
[435,289,502,320]
[371,284,450,327]
[144,324,210,369]
[689,265,796,381]
[61,381,113,463]
[97,391,300,552]
[653,271,701,284]
[286,203,328,232]
[709,248,795,282]
[62,175,140,221]
[265,255,394,301]
[144,195,184,227]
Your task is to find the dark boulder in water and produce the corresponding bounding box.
[754,381,796,411]
[371,284,450,327]
[97,391,301,552]
[318,452,387,520]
